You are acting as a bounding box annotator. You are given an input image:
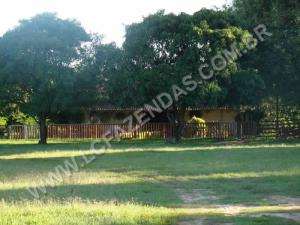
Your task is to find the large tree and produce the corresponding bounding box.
[233,2,299,100]
[0,13,89,144]
[74,37,124,112]
[108,9,265,141]
[233,0,299,133]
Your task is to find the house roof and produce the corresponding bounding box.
[91,106,235,112]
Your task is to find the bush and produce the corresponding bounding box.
[0,117,7,126]
[189,116,206,125]
[185,116,207,138]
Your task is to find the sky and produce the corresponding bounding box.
[0,0,230,46]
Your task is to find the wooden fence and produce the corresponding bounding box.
[7,121,299,140]
[8,122,237,140]
[8,125,39,139]
[8,123,174,140]
[257,121,300,138]
[183,122,238,139]
[47,123,173,140]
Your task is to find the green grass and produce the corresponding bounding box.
[0,139,299,224]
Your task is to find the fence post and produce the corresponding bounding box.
[239,123,243,139]
[235,122,238,138]
[8,126,12,139]
[23,125,28,139]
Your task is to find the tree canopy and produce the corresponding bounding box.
[0,2,298,143]
[233,0,299,105]
[108,9,264,109]
[0,13,89,143]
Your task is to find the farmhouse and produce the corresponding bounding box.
[87,106,239,124]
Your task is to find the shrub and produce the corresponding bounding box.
[189,116,206,125]
[0,117,7,126]
[186,116,207,138]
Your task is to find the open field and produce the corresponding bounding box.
[0,139,300,225]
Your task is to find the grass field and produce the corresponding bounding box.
[0,139,299,225]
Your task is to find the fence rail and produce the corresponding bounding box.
[7,121,300,140]
[8,123,174,140]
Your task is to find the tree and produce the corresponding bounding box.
[108,9,263,141]
[233,0,299,134]
[0,13,89,144]
[227,69,265,106]
[70,34,126,125]
[233,1,299,102]
[75,37,124,108]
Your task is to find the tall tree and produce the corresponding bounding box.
[233,0,299,134]
[0,13,89,144]
[109,9,264,141]
[72,34,125,124]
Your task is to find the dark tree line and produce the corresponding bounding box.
[0,1,298,143]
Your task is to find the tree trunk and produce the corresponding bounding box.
[166,108,185,143]
[83,109,91,123]
[38,114,47,144]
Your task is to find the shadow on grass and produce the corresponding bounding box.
[2,138,298,157]
[0,181,181,206]
[0,141,299,213]
[0,172,299,207]
[1,147,299,179]
[1,146,299,202]
[0,142,91,156]
[170,174,300,206]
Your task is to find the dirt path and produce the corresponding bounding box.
[175,188,218,205]
[175,188,300,224]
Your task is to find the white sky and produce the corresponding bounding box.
[0,0,230,45]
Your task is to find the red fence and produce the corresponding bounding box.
[8,123,174,140]
[47,123,173,139]
[7,121,299,140]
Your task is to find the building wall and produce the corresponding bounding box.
[201,109,238,122]
[90,111,131,123]
[90,109,239,123]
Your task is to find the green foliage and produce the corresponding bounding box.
[0,112,37,126]
[187,116,207,137]
[0,117,7,126]
[0,13,89,142]
[0,13,89,116]
[75,39,124,109]
[108,9,261,109]
[0,3,298,133]
[188,116,207,129]
[9,112,37,125]
[261,99,300,124]
[227,69,265,106]
[188,116,206,124]
[233,0,299,105]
